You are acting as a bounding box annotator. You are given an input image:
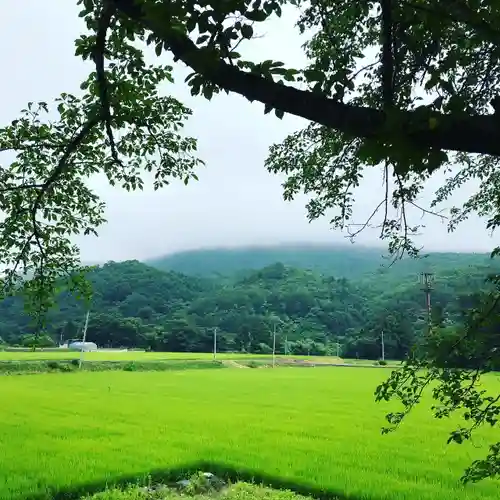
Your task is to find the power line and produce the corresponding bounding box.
[272,322,276,368]
[79,309,90,369]
[213,327,217,361]
[381,331,385,361]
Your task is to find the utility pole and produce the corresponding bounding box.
[213,327,217,361]
[284,335,288,355]
[381,331,385,361]
[272,322,276,368]
[336,342,340,358]
[79,309,90,369]
[420,272,434,331]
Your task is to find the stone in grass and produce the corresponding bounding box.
[205,473,226,491]
[176,471,226,494]
[139,484,170,495]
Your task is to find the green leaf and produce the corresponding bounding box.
[203,86,214,100]
[186,15,197,33]
[196,34,210,44]
[241,24,254,39]
[303,68,324,83]
[245,10,268,22]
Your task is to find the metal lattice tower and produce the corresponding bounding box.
[419,271,434,328]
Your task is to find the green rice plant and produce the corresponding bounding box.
[0,350,342,363]
[0,369,498,500]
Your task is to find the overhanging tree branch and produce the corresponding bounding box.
[94,1,122,167]
[114,0,500,158]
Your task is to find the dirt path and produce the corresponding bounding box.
[222,360,249,369]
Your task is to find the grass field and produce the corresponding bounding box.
[0,368,498,500]
[0,351,346,363]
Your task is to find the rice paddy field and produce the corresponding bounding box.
[0,351,331,361]
[1,368,499,500]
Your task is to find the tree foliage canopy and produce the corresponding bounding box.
[1,0,500,485]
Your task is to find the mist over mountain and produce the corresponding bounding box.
[146,243,495,281]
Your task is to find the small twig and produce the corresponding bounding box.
[346,199,386,239]
[0,183,44,193]
[0,142,66,153]
[349,62,379,85]
[408,200,448,220]
[381,162,389,238]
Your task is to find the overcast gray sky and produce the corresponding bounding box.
[0,1,496,262]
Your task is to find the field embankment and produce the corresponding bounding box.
[0,351,398,375]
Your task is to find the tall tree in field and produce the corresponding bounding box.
[1,0,499,482]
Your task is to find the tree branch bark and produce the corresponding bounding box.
[381,0,394,109]
[113,0,500,158]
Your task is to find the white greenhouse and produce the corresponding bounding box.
[68,341,98,352]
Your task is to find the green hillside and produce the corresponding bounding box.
[0,251,498,360]
[0,261,215,348]
[147,243,495,281]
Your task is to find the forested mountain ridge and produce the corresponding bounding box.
[0,251,498,359]
[0,261,215,347]
[147,244,496,281]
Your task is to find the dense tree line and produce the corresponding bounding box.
[1,250,498,360]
